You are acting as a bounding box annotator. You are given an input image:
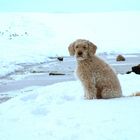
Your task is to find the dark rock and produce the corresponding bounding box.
[49,72,65,76]
[126,64,140,74]
[126,71,132,74]
[57,57,63,61]
[116,55,125,61]
[132,64,140,74]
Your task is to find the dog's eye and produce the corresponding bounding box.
[76,46,79,49]
[83,46,87,49]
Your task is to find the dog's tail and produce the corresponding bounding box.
[130,92,140,96]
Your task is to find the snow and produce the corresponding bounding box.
[0,74,140,140]
[0,11,140,139]
[0,12,140,77]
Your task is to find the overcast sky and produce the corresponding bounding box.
[0,0,140,12]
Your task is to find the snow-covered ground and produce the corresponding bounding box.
[0,74,140,140]
[0,12,140,140]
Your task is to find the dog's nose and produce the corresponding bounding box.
[78,51,83,56]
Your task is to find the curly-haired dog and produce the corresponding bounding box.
[68,39,122,99]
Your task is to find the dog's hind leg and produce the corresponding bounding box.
[101,88,122,99]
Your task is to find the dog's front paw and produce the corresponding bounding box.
[85,94,96,100]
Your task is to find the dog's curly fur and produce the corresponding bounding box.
[68,39,122,99]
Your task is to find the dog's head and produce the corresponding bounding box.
[68,39,97,60]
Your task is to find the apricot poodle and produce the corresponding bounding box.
[68,39,122,99]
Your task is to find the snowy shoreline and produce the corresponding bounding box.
[0,53,140,92]
[0,53,140,104]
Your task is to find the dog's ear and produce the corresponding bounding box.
[68,42,75,56]
[87,41,97,55]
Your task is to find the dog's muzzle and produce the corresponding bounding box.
[77,51,83,57]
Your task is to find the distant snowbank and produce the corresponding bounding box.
[0,12,140,56]
[0,12,140,77]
